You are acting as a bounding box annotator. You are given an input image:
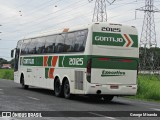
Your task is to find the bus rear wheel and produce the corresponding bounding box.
[103,95,114,102]
[54,78,63,97]
[63,79,72,99]
[21,75,29,89]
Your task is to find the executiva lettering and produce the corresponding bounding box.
[95,36,123,43]
[101,70,125,77]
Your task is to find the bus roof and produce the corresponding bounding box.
[18,22,136,42]
[19,23,92,42]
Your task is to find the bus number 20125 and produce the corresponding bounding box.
[69,58,83,66]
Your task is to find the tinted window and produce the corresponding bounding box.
[24,39,31,54]
[16,40,22,55]
[36,37,46,54]
[20,29,88,55]
[28,38,37,54]
[74,29,88,52]
[64,32,75,52]
[55,34,65,53]
[21,39,30,55]
[15,40,22,71]
[17,40,22,49]
[45,35,57,53]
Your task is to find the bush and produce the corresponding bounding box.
[2,71,14,80]
[0,69,14,80]
[135,75,160,101]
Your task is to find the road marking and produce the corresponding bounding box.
[150,108,160,111]
[0,89,3,94]
[27,96,40,101]
[88,112,117,120]
[118,98,160,107]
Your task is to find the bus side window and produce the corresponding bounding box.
[28,38,37,54]
[14,41,22,71]
[36,37,46,54]
[55,34,65,53]
[24,39,31,54]
[45,35,56,53]
[41,45,45,53]
[20,41,25,55]
[21,40,30,55]
[64,32,75,52]
[74,29,88,52]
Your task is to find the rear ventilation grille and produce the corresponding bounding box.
[75,71,84,90]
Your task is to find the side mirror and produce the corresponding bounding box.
[11,49,14,58]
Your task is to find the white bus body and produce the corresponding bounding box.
[12,22,139,101]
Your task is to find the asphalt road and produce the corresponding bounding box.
[0,79,160,120]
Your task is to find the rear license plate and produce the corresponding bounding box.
[110,85,119,89]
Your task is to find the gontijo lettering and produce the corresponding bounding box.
[23,59,34,65]
[95,36,123,42]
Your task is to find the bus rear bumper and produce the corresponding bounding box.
[85,84,137,95]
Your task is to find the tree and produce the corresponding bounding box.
[0,58,8,67]
[0,58,14,68]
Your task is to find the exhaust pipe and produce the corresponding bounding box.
[96,90,101,95]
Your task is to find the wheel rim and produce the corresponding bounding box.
[64,81,70,97]
[21,76,24,86]
[55,81,61,93]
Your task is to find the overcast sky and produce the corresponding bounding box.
[0,0,160,60]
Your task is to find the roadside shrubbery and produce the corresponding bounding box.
[0,69,14,80]
[130,75,160,101]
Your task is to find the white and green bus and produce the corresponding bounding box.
[11,22,139,101]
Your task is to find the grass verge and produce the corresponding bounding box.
[0,69,14,80]
[127,75,160,102]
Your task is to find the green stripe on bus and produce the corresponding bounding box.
[92,57,138,70]
[48,56,52,66]
[21,55,138,70]
[59,55,88,68]
[45,68,49,78]
[36,57,43,66]
[129,35,138,47]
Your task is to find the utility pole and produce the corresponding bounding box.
[92,0,107,22]
[136,0,160,77]
[89,0,115,22]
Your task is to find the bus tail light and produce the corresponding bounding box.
[86,59,92,83]
[98,58,110,61]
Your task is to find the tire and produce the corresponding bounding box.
[21,75,29,89]
[54,78,63,97]
[103,95,114,102]
[63,80,72,99]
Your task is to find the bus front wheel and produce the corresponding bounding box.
[21,75,29,89]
